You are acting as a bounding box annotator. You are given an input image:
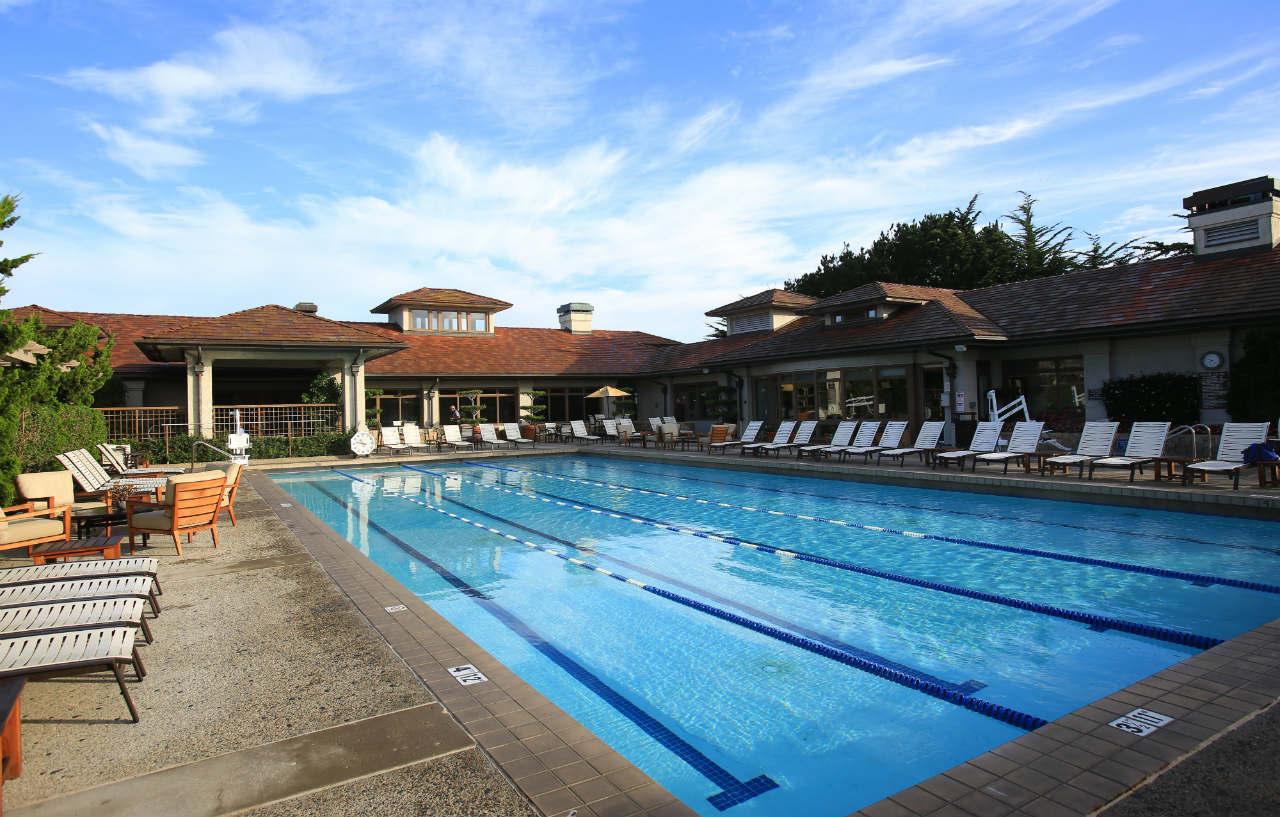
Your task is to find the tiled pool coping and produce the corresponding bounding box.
[251,455,1280,817]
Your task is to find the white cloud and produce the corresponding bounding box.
[1185,59,1279,99]
[64,25,347,133]
[672,103,739,155]
[757,55,951,132]
[87,123,203,179]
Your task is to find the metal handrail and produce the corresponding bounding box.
[1168,424,1214,460]
[191,440,235,470]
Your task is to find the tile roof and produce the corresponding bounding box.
[959,246,1280,341]
[802,282,961,312]
[135,305,404,361]
[645,332,782,374]
[369,288,513,314]
[705,289,816,317]
[9,306,197,374]
[358,323,681,377]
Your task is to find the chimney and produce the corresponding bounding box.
[294,301,319,315]
[557,302,594,334]
[1184,176,1280,256]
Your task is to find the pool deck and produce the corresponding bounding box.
[8,446,1276,816]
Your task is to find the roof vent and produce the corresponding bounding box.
[1184,176,1279,256]
[294,302,319,315]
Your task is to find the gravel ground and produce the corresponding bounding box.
[4,480,532,815]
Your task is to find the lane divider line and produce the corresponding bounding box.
[410,465,1225,650]
[318,476,778,810]
[348,470,1047,731]
[471,462,1280,596]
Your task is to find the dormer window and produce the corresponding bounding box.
[865,307,878,319]
[469,312,488,332]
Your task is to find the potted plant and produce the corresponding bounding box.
[520,389,547,439]
[458,389,486,440]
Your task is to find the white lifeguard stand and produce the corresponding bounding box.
[228,409,252,465]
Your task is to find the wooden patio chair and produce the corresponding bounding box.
[0,500,71,558]
[219,463,244,526]
[125,472,225,557]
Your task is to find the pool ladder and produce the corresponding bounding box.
[1168,424,1214,460]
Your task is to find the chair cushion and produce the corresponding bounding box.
[16,471,75,507]
[129,509,175,531]
[0,517,66,545]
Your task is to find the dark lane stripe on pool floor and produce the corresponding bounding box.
[474,462,1280,594]
[315,478,778,812]
[414,465,1224,650]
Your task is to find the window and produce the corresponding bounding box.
[440,312,459,331]
[778,377,818,420]
[1001,356,1085,431]
[368,390,420,425]
[876,366,908,418]
[544,387,589,420]
[438,388,518,424]
[866,307,878,319]
[470,312,488,332]
[412,310,430,330]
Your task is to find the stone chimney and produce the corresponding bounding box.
[557,302,594,334]
[294,301,319,315]
[1184,176,1280,257]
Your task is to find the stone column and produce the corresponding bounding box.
[343,353,367,431]
[185,352,214,437]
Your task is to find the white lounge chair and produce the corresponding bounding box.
[1088,422,1171,482]
[1183,422,1271,490]
[1042,422,1119,478]
[935,421,1003,471]
[845,420,909,463]
[0,575,159,616]
[976,421,1045,474]
[647,417,662,433]
[602,419,620,442]
[710,420,761,453]
[400,424,433,453]
[478,424,513,449]
[55,451,168,496]
[743,420,796,456]
[379,426,410,455]
[834,421,880,461]
[800,420,856,459]
[502,423,535,447]
[768,420,817,457]
[0,557,161,593]
[570,420,601,443]
[662,416,678,427]
[96,444,184,475]
[0,597,153,643]
[441,424,473,450]
[0,627,146,722]
[878,421,946,466]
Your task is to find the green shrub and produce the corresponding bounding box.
[116,431,356,465]
[12,404,108,473]
[1101,373,1201,425]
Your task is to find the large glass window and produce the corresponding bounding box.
[823,377,841,420]
[1001,356,1085,431]
[544,387,589,421]
[778,376,818,420]
[842,368,876,418]
[368,390,420,426]
[438,387,518,424]
[469,312,488,332]
[876,366,909,418]
[440,312,459,331]
[922,366,946,421]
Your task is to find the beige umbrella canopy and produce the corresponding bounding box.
[586,385,630,398]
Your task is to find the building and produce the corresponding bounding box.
[13,176,1280,442]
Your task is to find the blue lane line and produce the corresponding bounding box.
[317,476,777,811]
[371,470,1049,732]
[558,457,1280,555]
[418,483,987,695]
[416,464,1225,651]
[473,461,1280,596]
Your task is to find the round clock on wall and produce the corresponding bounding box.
[1200,351,1224,370]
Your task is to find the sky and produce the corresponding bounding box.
[2,0,1278,342]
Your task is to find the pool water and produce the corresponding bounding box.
[272,456,1280,816]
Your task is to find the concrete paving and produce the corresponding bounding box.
[3,481,534,816]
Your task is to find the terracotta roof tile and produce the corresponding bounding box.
[705,289,816,317]
[370,288,513,314]
[802,282,961,312]
[138,305,402,349]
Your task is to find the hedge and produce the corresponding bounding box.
[115,432,356,465]
[1101,373,1201,426]
[13,404,107,473]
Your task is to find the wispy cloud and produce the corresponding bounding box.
[1185,58,1279,99]
[87,123,203,179]
[673,103,739,155]
[758,54,951,131]
[64,25,347,133]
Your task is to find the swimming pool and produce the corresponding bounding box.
[272,456,1280,816]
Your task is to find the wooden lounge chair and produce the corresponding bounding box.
[570,420,601,444]
[742,421,795,456]
[934,421,1003,471]
[1042,422,1119,478]
[0,576,159,615]
[441,424,473,450]
[219,463,243,526]
[502,423,535,447]
[702,425,729,451]
[125,472,225,557]
[844,421,911,463]
[1183,422,1271,490]
[711,420,761,453]
[95,444,184,475]
[877,421,946,466]
[976,421,1045,474]
[0,628,146,722]
[399,424,433,453]
[55,451,169,497]
[0,500,71,557]
[0,598,153,643]
[834,421,880,461]
[379,426,410,454]
[478,424,513,449]
[1089,422,1171,482]
[799,420,856,459]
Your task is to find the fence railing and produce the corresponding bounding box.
[98,406,183,442]
[213,403,341,438]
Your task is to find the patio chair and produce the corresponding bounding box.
[934,421,1003,471]
[833,421,881,461]
[0,575,159,615]
[1182,422,1272,490]
[219,462,244,526]
[0,499,71,557]
[602,419,620,442]
[799,420,856,459]
[441,425,473,450]
[702,425,729,451]
[742,421,795,456]
[502,422,535,447]
[379,426,410,455]
[711,420,761,453]
[844,421,910,463]
[0,627,146,722]
[125,472,225,557]
[877,421,947,466]
[16,470,109,518]
[56,451,168,497]
[976,421,1045,474]
[400,424,433,453]
[96,444,184,475]
[1088,422,1171,482]
[570,420,601,443]
[478,424,513,449]
[0,598,154,644]
[1042,422,1119,478]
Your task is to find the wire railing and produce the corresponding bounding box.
[98,406,183,442]
[213,404,341,438]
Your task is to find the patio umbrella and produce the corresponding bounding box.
[586,385,630,398]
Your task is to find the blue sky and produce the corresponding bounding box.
[2,0,1277,341]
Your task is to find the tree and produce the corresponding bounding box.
[704,317,728,339]
[1000,192,1075,283]
[301,372,342,404]
[0,195,36,302]
[520,390,547,424]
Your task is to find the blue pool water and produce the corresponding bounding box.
[272,456,1280,816]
